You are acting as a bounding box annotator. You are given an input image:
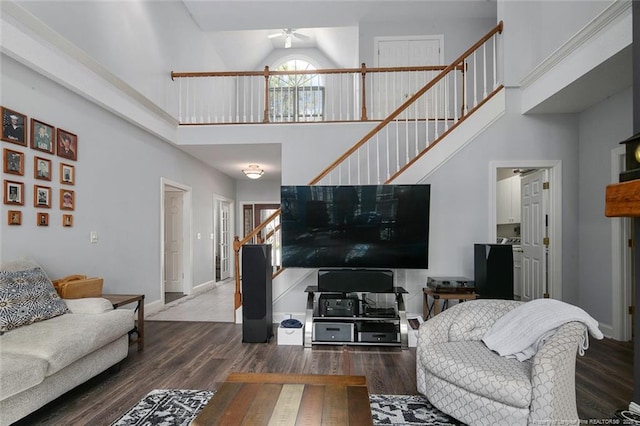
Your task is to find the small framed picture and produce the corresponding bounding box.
[4,180,24,205]
[1,107,26,146]
[37,212,49,227]
[8,210,21,226]
[56,128,77,161]
[34,156,52,181]
[62,214,73,227]
[3,148,24,175]
[60,163,75,185]
[60,189,75,210]
[34,185,51,208]
[31,119,55,154]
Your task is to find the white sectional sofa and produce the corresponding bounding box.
[0,260,134,425]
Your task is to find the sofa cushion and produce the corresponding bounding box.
[0,308,134,376]
[0,260,70,333]
[0,353,47,400]
[420,340,533,409]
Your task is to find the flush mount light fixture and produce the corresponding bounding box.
[242,164,264,179]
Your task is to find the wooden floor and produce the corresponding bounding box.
[15,321,633,425]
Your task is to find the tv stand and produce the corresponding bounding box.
[303,286,409,349]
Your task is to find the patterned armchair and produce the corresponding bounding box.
[416,299,586,426]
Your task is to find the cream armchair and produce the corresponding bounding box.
[416,299,586,426]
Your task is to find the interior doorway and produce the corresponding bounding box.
[161,178,192,305]
[214,196,234,283]
[492,161,561,301]
[611,146,633,341]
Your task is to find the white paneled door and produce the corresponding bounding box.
[520,169,548,301]
[375,36,443,119]
[164,190,184,293]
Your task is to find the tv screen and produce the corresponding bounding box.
[280,184,430,269]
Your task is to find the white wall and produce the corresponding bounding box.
[15,0,226,117]
[0,56,235,303]
[577,87,633,325]
[498,0,613,86]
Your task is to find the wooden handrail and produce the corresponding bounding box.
[171,64,458,80]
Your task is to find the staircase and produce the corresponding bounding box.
[233,22,506,313]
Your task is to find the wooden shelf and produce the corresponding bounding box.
[605,179,640,217]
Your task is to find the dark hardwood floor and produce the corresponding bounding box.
[14,321,633,425]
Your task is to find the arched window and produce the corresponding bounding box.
[269,59,324,122]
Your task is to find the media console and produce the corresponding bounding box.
[303,285,409,349]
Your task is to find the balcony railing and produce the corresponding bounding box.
[171,63,471,125]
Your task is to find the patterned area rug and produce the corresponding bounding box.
[110,389,464,426]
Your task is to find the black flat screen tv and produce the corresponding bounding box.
[280,184,430,269]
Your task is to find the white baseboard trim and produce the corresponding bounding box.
[597,323,614,339]
[144,299,164,316]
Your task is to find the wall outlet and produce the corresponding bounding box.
[90,231,98,244]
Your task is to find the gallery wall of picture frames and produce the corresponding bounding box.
[2,106,77,227]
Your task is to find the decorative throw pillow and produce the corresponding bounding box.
[0,262,70,333]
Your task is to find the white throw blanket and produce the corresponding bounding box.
[482,299,604,361]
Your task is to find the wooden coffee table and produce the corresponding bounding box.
[192,372,373,425]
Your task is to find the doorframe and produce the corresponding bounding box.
[611,146,632,341]
[490,160,562,300]
[213,193,234,283]
[160,177,193,304]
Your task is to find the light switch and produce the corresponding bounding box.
[197,232,202,240]
[90,231,98,244]
[210,233,214,240]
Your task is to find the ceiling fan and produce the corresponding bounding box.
[268,28,310,48]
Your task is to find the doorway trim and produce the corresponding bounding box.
[490,160,562,300]
[213,193,234,283]
[611,146,632,341]
[160,177,193,305]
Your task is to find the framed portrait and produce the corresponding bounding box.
[31,119,55,154]
[1,107,26,146]
[3,148,24,176]
[34,185,51,208]
[62,214,73,227]
[8,210,21,226]
[56,128,77,161]
[4,180,24,205]
[34,156,52,181]
[60,189,75,210]
[37,212,49,227]
[60,163,75,185]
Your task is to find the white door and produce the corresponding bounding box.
[164,190,184,293]
[376,37,442,119]
[521,169,548,301]
[219,201,231,280]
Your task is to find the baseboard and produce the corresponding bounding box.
[597,322,614,339]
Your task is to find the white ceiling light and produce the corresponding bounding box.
[243,164,264,179]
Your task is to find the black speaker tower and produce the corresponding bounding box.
[241,244,273,343]
[474,244,514,299]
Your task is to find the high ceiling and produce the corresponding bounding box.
[178,1,498,181]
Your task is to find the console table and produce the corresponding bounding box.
[102,294,144,351]
[192,373,373,425]
[304,286,408,349]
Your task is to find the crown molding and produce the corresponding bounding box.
[520,0,632,89]
[0,1,178,143]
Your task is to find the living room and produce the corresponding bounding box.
[0,0,636,424]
